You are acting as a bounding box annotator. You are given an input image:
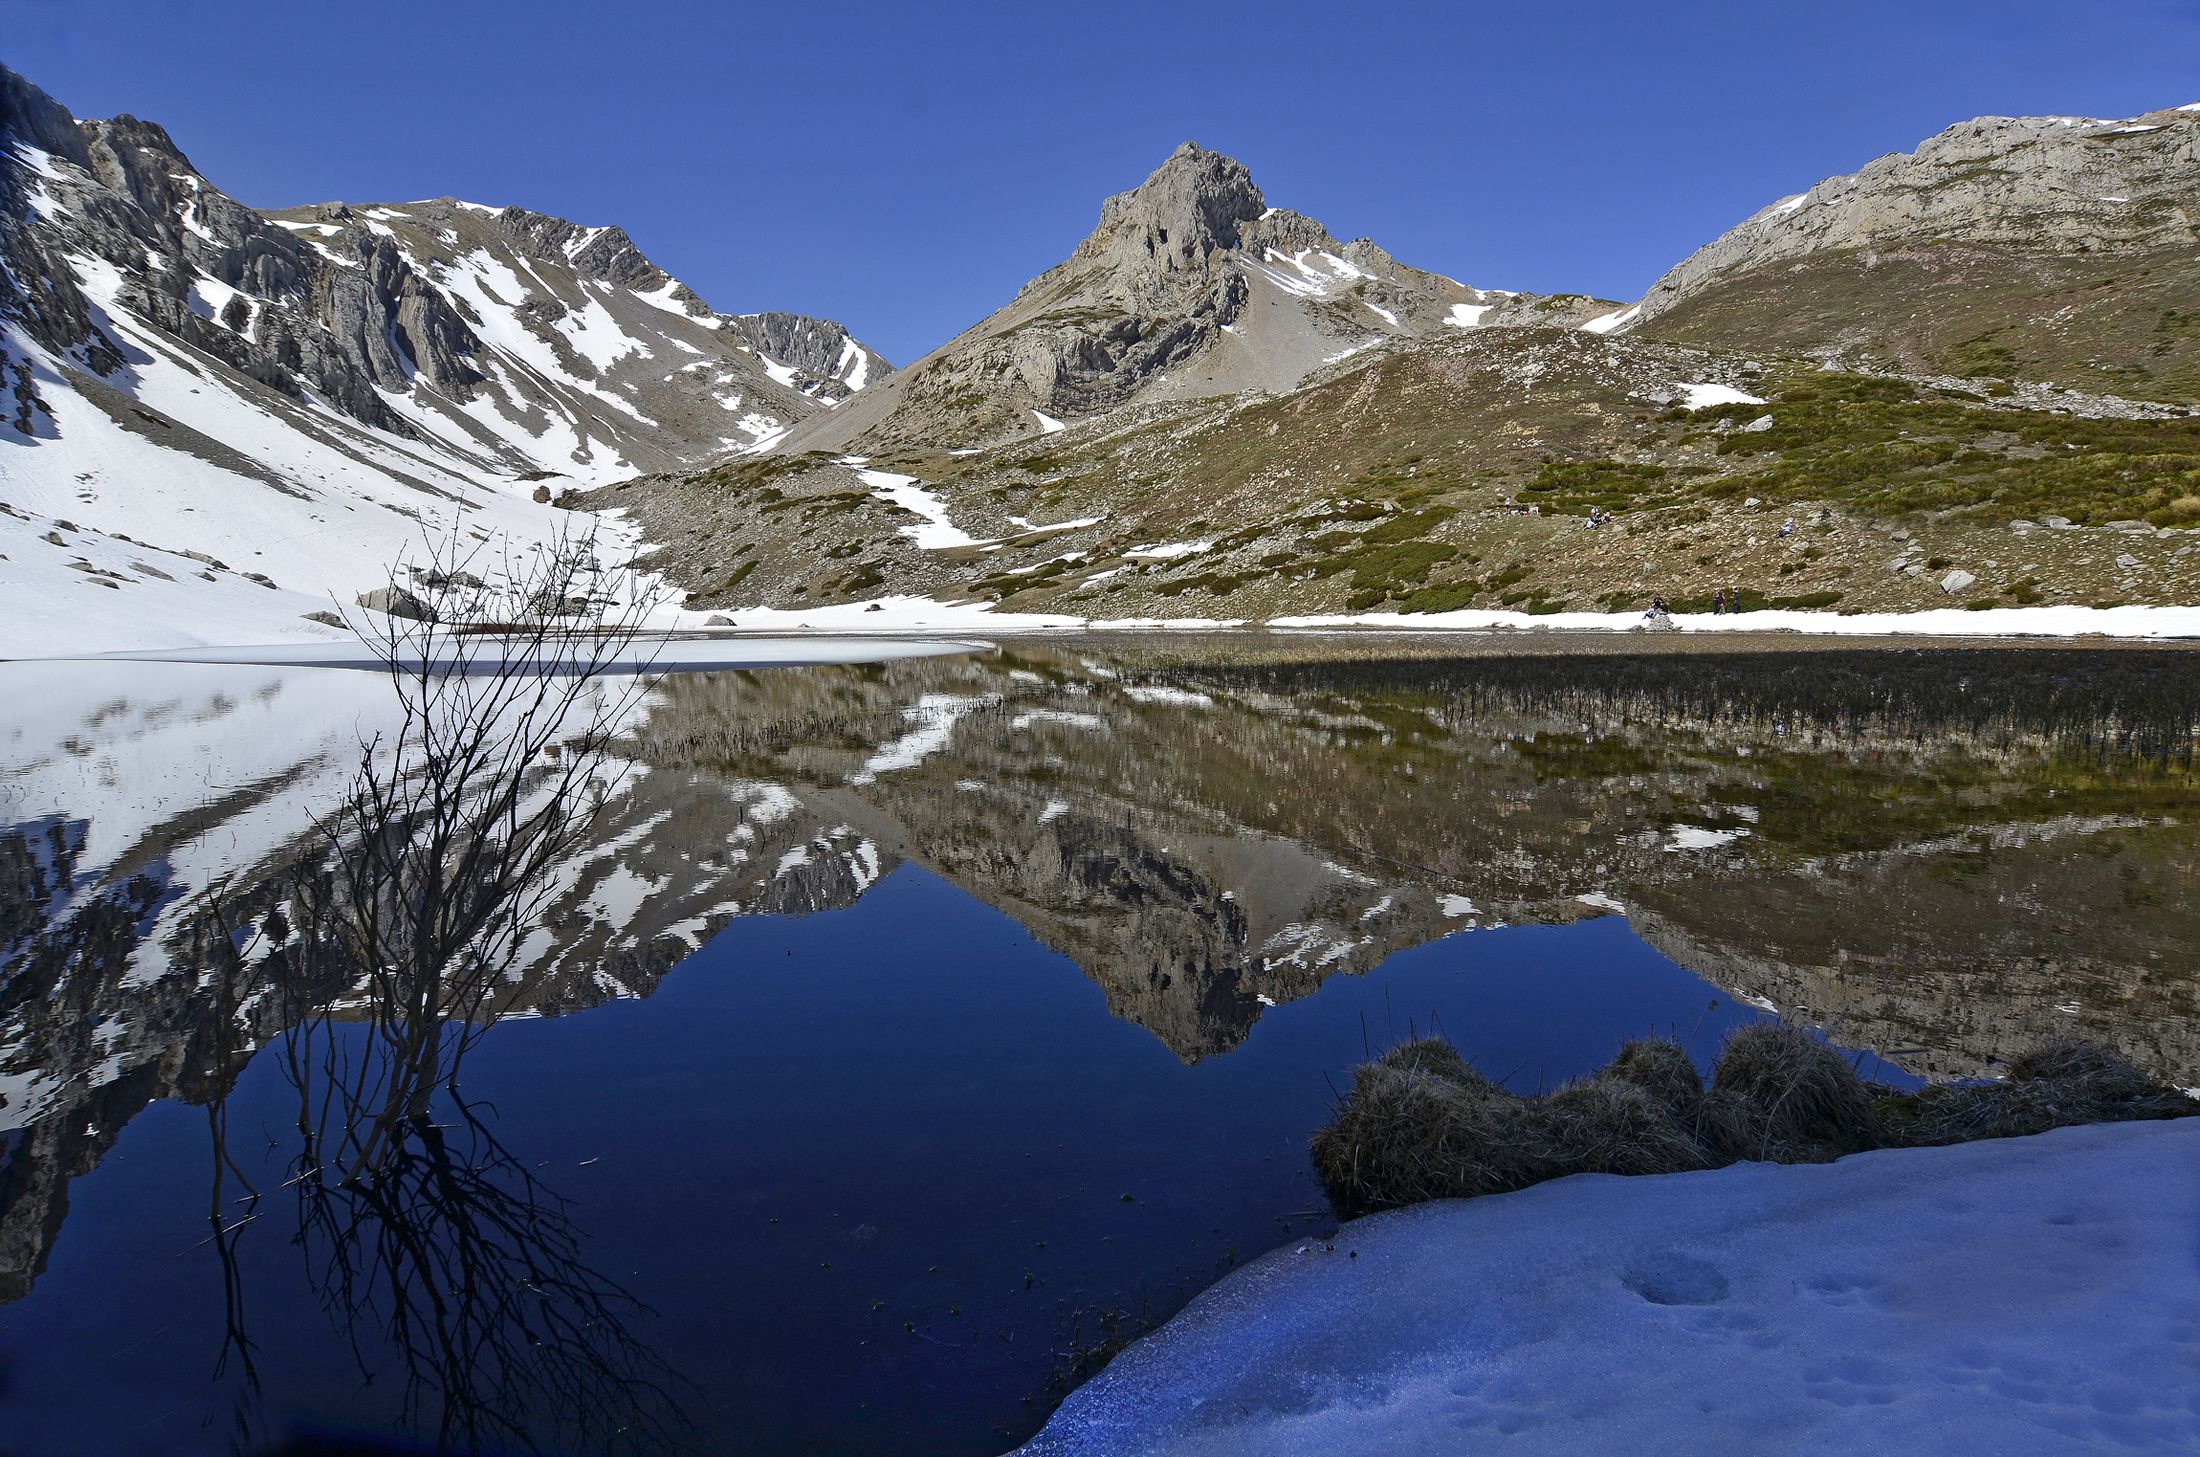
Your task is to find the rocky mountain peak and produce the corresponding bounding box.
[0,65,89,165]
[1079,141,1267,271]
[488,205,671,294]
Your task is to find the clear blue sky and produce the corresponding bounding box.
[11,0,2199,363]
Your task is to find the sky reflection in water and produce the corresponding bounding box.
[1,639,2194,1455]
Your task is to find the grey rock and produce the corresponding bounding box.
[355,585,434,620]
[1939,569,1976,594]
[1635,105,2200,327]
[778,140,1550,455]
[0,64,888,486]
[703,614,736,627]
[301,610,346,628]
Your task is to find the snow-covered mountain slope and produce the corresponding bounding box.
[0,65,885,652]
[782,142,1609,454]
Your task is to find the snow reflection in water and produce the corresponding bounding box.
[2,639,2197,1454]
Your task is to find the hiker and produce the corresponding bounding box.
[1713,587,1725,615]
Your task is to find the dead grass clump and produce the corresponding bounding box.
[1598,1038,1704,1118]
[1310,1038,1557,1214]
[1703,1024,1878,1160]
[2006,1040,2154,1097]
[1541,1079,1715,1177]
[1891,1041,2195,1147]
[1315,1028,2198,1219]
[1311,1037,1710,1217]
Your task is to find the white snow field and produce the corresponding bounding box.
[593,597,2200,641]
[1018,1119,2200,1456]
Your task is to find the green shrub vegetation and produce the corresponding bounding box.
[1697,372,2200,527]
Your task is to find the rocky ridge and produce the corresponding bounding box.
[778,141,1595,455]
[0,64,889,650]
[1624,102,2200,401]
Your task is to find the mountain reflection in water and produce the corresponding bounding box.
[2,638,2196,1454]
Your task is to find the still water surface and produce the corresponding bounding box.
[2,637,2195,1454]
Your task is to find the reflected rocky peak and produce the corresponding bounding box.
[4,641,2198,1319]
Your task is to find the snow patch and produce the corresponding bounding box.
[1580,305,1641,335]
[1677,382,1767,410]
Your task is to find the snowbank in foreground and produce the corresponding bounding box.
[1016,1120,2200,1455]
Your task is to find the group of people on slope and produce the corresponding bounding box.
[1643,586,1747,625]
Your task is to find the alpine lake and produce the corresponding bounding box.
[3,633,2196,1456]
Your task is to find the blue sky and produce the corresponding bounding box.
[11,0,2199,363]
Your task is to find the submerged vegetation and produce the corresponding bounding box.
[1313,1026,2198,1218]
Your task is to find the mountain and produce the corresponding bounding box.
[780,141,1603,454]
[1626,103,2200,402]
[611,108,2200,625]
[6,66,2200,652]
[0,65,884,651]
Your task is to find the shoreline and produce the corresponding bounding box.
[8,598,2200,662]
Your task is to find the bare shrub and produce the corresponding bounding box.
[192,522,686,1452]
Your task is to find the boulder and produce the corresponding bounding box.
[355,584,435,621]
[1939,569,1976,595]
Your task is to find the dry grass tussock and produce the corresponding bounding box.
[1312,1026,2196,1218]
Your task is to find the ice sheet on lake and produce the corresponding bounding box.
[14,636,987,673]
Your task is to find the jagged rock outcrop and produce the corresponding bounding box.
[0,63,898,650]
[779,141,1547,453]
[0,63,886,477]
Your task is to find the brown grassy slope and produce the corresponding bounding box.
[1636,243,2200,406]
[602,328,2200,617]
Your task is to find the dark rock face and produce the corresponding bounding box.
[729,310,878,401]
[2,72,442,438]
